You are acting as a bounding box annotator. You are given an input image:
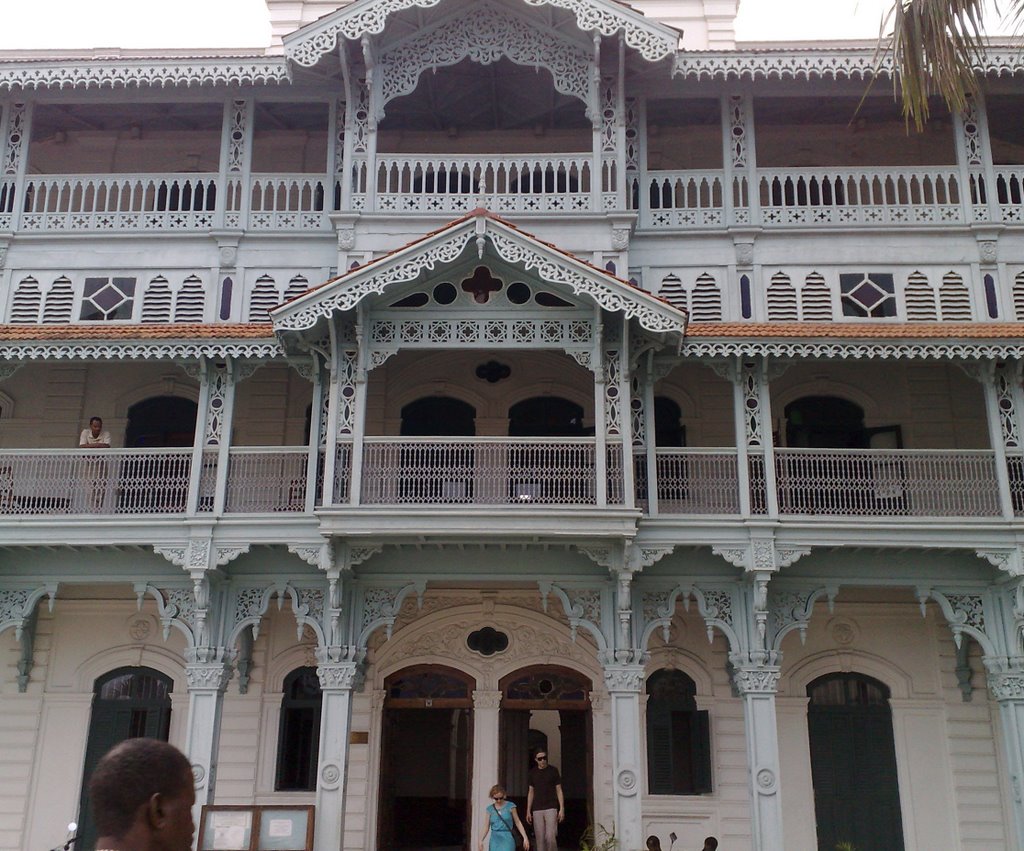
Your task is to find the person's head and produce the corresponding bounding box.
[89,416,103,436]
[645,836,662,851]
[488,784,507,802]
[534,751,548,767]
[89,738,195,851]
[702,838,718,851]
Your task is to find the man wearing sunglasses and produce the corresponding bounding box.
[526,751,564,851]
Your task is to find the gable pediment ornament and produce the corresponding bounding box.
[272,215,686,338]
[284,0,679,68]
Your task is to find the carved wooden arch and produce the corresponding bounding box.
[643,647,714,697]
[112,378,200,420]
[772,378,882,425]
[72,642,187,695]
[377,1,591,116]
[500,664,592,709]
[383,662,477,707]
[781,649,915,701]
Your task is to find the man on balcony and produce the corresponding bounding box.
[79,416,111,448]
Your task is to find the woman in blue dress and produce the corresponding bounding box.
[479,784,530,851]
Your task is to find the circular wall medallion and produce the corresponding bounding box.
[320,763,341,789]
[755,767,777,794]
[616,769,638,796]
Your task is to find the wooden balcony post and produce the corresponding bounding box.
[978,360,1019,519]
[2,102,31,231]
[186,357,237,516]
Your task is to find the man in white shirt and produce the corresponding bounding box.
[79,416,111,448]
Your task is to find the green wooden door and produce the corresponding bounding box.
[75,668,173,850]
[807,673,904,851]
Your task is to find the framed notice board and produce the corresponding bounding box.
[198,805,315,851]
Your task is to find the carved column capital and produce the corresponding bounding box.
[731,665,781,695]
[472,689,503,710]
[603,663,646,694]
[185,662,233,692]
[317,661,360,691]
[988,670,1024,701]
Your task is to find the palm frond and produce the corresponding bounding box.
[879,0,995,130]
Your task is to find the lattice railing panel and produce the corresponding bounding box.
[247,175,332,230]
[0,448,193,515]
[224,448,310,512]
[774,448,1000,517]
[359,438,616,506]
[635,449,741,515]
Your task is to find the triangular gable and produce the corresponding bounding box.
[271,210,687,338]
[284,0,680,68]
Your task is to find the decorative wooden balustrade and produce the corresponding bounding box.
[0,446,1009,519]
[20,174,219,231]
[355,438,622,506]
[1,163,1020,232]
[369,154,594,214]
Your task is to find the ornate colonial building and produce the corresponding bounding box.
[2,1,1024,849]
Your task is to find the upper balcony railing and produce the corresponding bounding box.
[0,444,1012,521]
[637,166,977,230]
[1,158,1016,234]
[366,154,597,215]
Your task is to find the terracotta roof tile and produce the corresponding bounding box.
[685,322,1024,340]
[0,323,276,342]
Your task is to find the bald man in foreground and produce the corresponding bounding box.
[89,738,196,851]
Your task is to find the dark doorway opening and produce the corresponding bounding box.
[807,673,905,851]
[125,395,198,447]
[399,397,477,502]
[499,666,592,851]
[508,397,585,437]
[379,666,475,851]
[76,667,173,851]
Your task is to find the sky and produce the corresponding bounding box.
[0,0,1012,50]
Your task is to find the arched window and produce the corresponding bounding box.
[807,673,904,850]
[76,667,173,850]
[276,667,323,791]
[508,396,585,437]
[400,396,476,436]
[645,669,711,795]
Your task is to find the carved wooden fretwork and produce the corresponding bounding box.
[681,340,1024,361]
[285,0,677,68]
[673,47,1024,81]
[273,218,687,336]
[0,60,289,91]
[379,2,590,108]
[0,340,283,362]
[2,102,27,176]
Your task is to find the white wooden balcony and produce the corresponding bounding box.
[367,154,596,214]
[0,446,1010,520]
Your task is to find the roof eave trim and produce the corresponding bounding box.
[284,0,678,68]
[682,338,1024,360]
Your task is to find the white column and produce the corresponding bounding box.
[603,664,644,851]
[733,665,785,851]
[184,661,232,829]
[987,668,1024,846]
[314,661,358,851]
[471,690,503,851]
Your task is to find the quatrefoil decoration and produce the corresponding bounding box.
[461,266,503,304]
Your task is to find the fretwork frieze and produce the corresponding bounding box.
[380,2,590,108]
